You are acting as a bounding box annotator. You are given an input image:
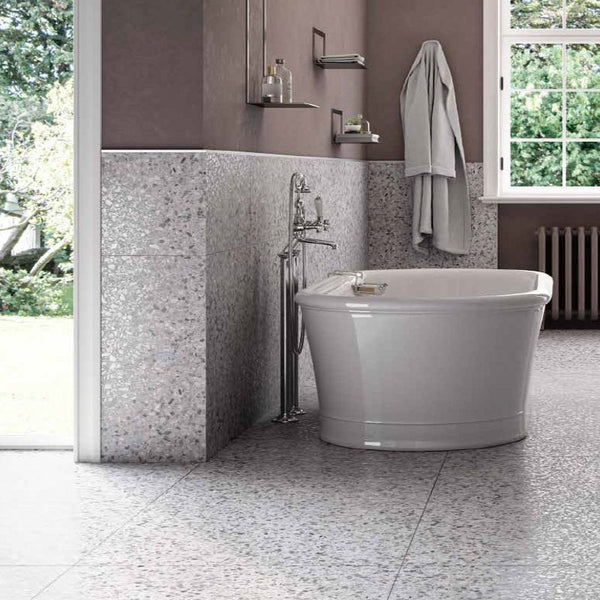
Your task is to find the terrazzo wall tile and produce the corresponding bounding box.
[101,153,207,463]
[102,150,368,462]
[102,153,206,256]
[101,152,496,462]
[368,161,497,269]
[101,255,206,463]
[205,152,369,456]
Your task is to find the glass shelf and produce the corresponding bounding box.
[334,133,380,144]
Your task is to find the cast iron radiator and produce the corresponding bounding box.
[537,226,600,326]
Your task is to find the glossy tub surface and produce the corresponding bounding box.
[296,269,553,451]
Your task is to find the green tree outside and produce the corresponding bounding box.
[509,3,600,187]
[0,0,73,314]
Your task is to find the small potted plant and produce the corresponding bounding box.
[344,116,362,133]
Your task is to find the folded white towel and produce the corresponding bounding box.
[317,54,365,63]
[319,53,363,60]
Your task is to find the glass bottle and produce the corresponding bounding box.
[261,66,282,103]
[275,58,293,103]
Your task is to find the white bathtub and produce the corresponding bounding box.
[296,269,553,451]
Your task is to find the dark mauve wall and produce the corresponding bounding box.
[102,0,204,149]
[202,0,368,159]
[103,0,367,158]
[499,205,600,269]
[365,0,483,162]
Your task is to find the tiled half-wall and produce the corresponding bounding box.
[101,153,207,463]
[204,152,368,456]
[101,153,496,463]
[101,151,368,462]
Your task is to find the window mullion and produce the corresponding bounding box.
[562,41,567,188]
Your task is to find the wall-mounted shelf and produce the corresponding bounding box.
[334,133,379,143]
[315,61,366,70]
[331,109,380,144]
[313,29,367,69]
[249,102,320,108]
[246,1,319,108]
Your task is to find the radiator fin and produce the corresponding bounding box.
[564,227,572,320]
[592,227,598,321]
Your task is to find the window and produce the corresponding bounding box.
[483,0,600,202]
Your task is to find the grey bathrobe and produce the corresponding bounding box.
[400,40,471,254]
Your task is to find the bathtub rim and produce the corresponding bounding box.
[296,269,553,313]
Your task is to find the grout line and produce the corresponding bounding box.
[30,463,201,599]
[385,451,448,600]
[28,565,73,600]
[0,564,74,568]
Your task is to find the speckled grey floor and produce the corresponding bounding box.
[1,330,598,599]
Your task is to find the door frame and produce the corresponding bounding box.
[74,0,102,462]
[0,1,102,457]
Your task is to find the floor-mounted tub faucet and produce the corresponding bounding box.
[274,173,337,423]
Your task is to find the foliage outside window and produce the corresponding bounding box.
[505,0,600,191]
[0,0,73,314]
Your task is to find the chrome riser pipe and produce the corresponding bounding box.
[273,251,300,423]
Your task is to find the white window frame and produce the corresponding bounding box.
[482,0,600,203]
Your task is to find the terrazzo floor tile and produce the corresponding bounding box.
[0,566,66,600]
[522,388,600,456]
[404,445,600,567]
[534,330,600,372]
[36,563,397,600]
[81,430,444,568]
[2,331,599,599]
[83,394,443,570]
[389,564,599,600]
[0,452,192,565]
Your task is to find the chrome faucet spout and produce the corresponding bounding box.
[299,237,338,249]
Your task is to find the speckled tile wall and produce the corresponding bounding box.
[101,151,368,462]
[101,153,496,462]
[101,153,207,463]
[368,162,497,269]
[205,152,369,456]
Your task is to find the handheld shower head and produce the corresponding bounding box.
[298,178,311,194]
[293,173,311,194]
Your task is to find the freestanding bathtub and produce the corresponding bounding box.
[296,269,553,451]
